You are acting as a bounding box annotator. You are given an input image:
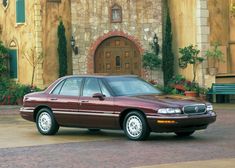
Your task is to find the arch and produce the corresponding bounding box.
[2,0,9,10]
[9,39,18,48]
[87,31,144,74]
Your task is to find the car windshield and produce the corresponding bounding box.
[105,77,162,96]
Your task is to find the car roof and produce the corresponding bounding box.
[61,75,138,79]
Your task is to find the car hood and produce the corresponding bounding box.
[132,94,207,108]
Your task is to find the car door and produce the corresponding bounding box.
[47,77,83,126]
[78,77,118,129]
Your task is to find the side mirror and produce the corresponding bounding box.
[92,93,105,100]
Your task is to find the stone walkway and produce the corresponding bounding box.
[0,105,20,115]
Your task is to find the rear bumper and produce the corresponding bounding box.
[147,111,216,133]
[20,107,34,122]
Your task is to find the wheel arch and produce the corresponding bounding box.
[33,105,52,122]
[119,108,147,129]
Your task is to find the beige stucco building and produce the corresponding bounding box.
[0,0,72,88]
[169,0,235,87]
[0,0,235,89]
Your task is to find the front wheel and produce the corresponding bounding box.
[123,111,150,141]
[175,131,195,137]
[36,108,59,135]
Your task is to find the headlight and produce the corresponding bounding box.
[206,104,213,111]
[158,108,182,114]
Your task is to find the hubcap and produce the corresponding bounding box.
[38,112,52,132]
[126,115,142,138]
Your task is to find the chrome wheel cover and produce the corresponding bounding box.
[126,115,142,138]
[38,112,52,132]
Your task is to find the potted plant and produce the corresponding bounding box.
[183,81,199,97]
[198,87,209,101]
[205,42,224,75]
[178,45,204,97]
[168,75,186,91]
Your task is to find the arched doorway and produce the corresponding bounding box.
[94,36,141,75]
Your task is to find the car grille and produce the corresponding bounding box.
[183,104,206,115]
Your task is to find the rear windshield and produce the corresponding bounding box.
[105,77,162,96]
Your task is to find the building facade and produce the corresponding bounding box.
[0,0,72,88]
[169,0,235,87]
[70,0,163,81]
[0,0,235,89]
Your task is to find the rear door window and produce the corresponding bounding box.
[52,78,83,96]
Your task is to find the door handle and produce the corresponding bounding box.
[79,100,89,103]
[50,98,58,101]
[79,100,89,105]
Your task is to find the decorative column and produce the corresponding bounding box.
[71,0,80,75]
[34,0,43,88]
[196,0,214,87]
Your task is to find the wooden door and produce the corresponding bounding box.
[94,37,141,75]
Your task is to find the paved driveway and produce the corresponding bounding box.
[0,104,234,168]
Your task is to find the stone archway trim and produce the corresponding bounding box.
[87,30,144,74]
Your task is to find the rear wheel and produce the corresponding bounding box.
[36,108,59,135]
[175,131,195,137]
[123,111,150,141]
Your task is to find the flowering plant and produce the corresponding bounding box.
[184,81,199,92]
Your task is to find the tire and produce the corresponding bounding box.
[175,131,195,137]
[123,111,150,141]
[36,108,59,135]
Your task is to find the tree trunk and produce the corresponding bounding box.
[31,66,35,86]
[193,64,196,82]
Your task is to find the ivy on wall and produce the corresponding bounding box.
[142,34,161,80]
[0,41,9,78]
[57,19,67,77]
[162,5,174,86]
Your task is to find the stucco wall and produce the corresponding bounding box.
[41,0,72,87]
[208,0,229,45]
[0,0,72,87]
[168,0,197,81]
[0,1,36,85]
[71,0,163,82]
[207,0,235,85]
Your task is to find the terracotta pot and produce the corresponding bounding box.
[174,84,185,91]
[199,94,207,101]
[184,91,198,97]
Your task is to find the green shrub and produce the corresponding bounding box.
[162,6,174,86]
[0,41,9,78]
[57,19,68,77]
[0,80,41,105]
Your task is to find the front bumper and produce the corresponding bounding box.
[147,111,216,133]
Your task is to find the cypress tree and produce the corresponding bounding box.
[162,6,174,86]
[57,19,67,77]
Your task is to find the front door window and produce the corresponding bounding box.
[83,78,101,97]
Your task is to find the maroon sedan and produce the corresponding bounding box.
[20,75,216,140]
